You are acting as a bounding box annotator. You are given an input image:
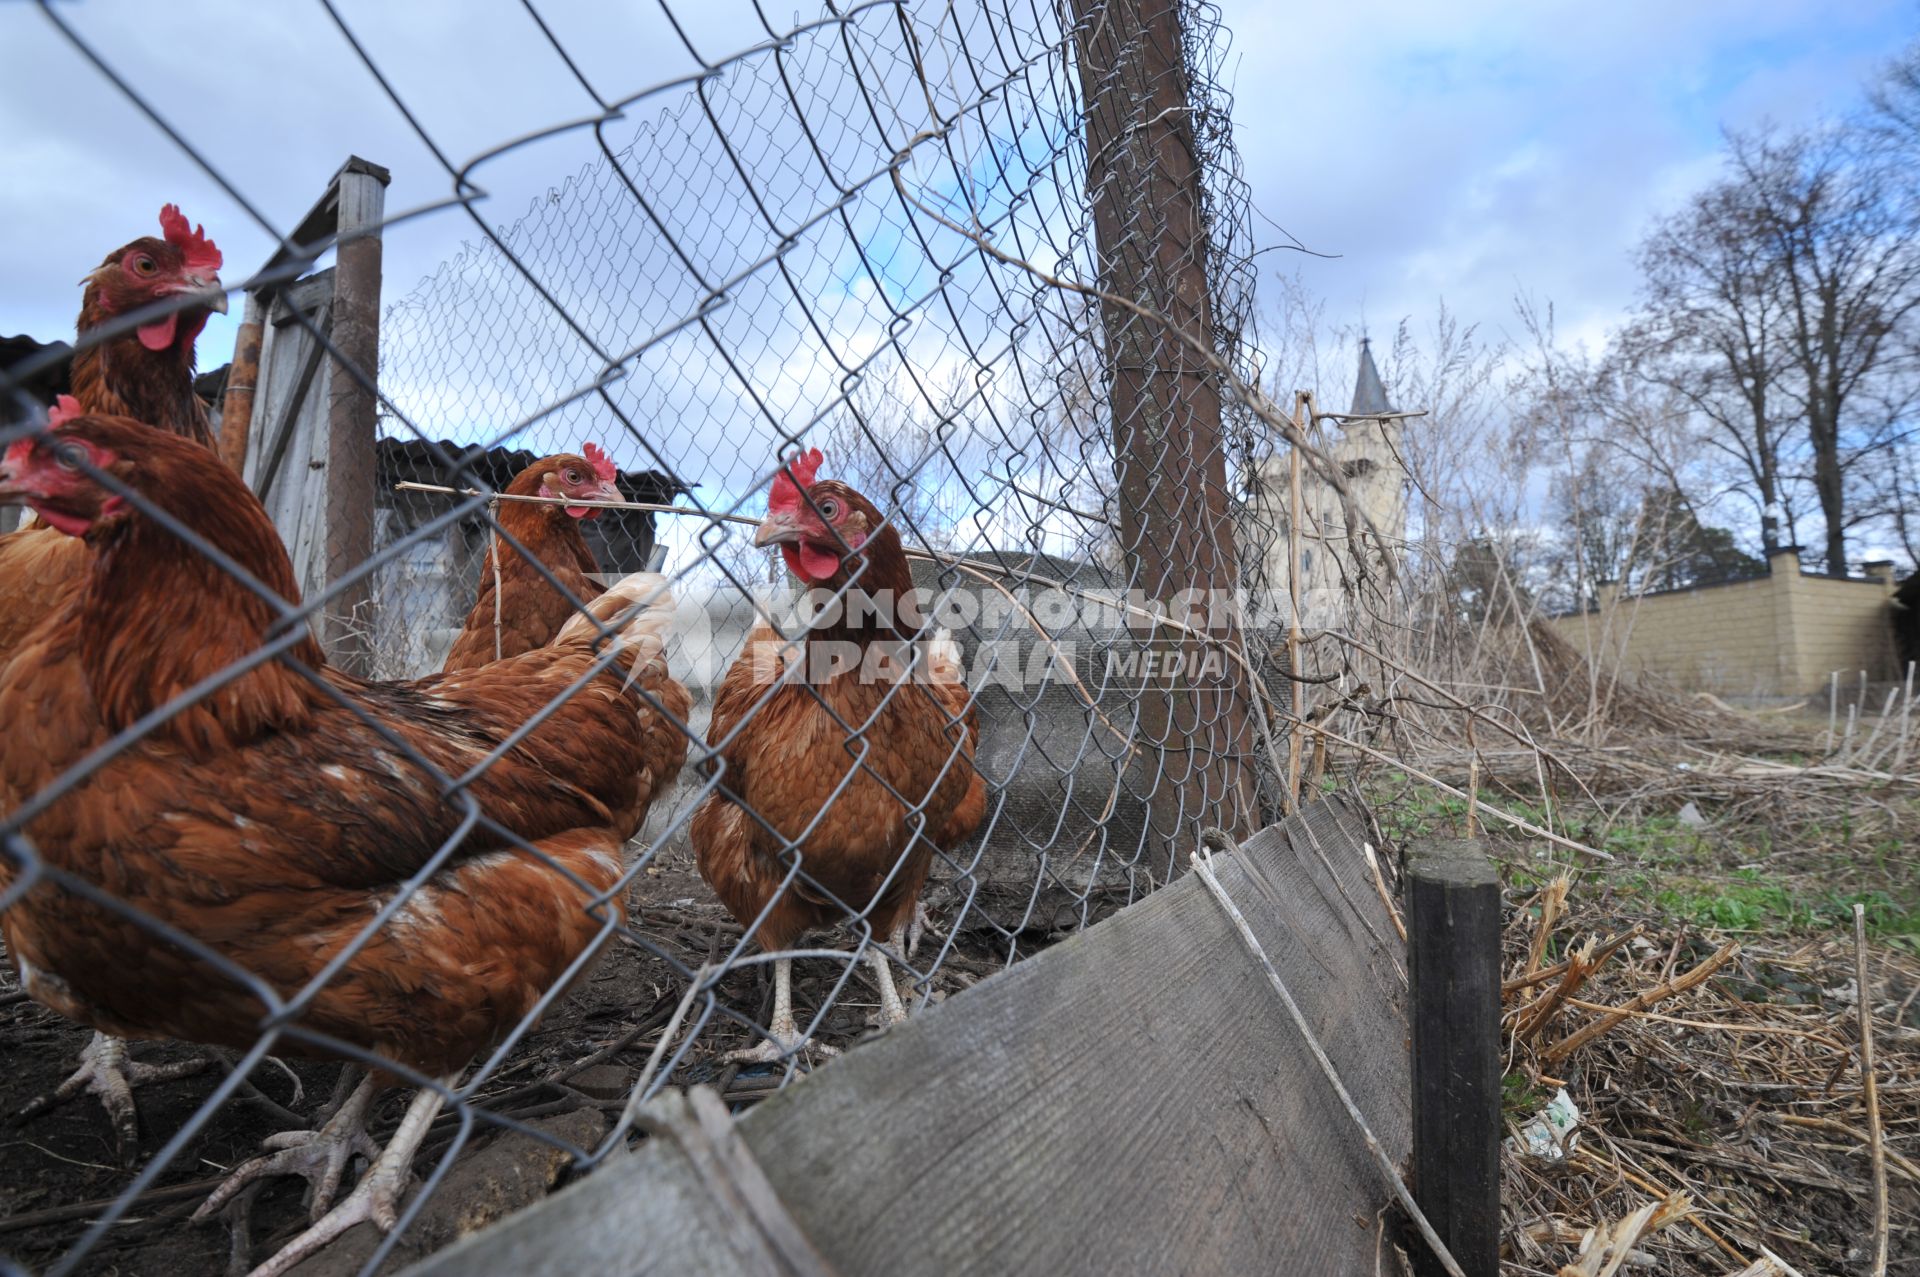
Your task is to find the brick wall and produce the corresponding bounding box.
[1546,550,1899,697]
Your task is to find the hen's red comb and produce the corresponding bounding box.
[768,448,825,512]
[158,204,223,274]
[582,441,617,483]
[47,395,83,428]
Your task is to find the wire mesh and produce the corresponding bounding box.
[0,1,1310,1273]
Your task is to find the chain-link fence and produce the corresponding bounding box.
[0,2,1334,1274]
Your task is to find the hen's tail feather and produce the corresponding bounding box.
[555,571,676,689]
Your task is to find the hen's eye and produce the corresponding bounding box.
[565,469,582,484]
[818,498,840,520]
[132,255,157,276]
[52,443,89,473]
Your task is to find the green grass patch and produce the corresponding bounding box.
[1370,775,1920,948]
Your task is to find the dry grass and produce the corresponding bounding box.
[1495,867,1919,1275]
[1316,595,1920,1274]
[1354,670,1918,1275]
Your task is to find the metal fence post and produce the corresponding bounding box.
[1069,0,1259,865]
[1406,837,1502,1277]
[321,156,390,675]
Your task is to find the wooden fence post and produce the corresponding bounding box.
[1069,0,1259,866]
[218,291,267,475]
[321,156,389,675]
[1406,837,1501,1277]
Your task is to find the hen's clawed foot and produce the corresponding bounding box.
[223,1085,446,1277]
[865,931,912,1029]
[720,1032,840,1066]
[722,955,838,1065]
[902,899,937,959]
[16,1032,208,1162]
[194,1070,379,1228]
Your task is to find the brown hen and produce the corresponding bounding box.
[690,448,985,1061]
[0,206,228,662]
[0,408,690,1277]
[440,444,623,671]
[0,205,230,1151]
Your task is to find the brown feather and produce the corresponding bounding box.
[691,482,984,952]
[0,419,690,1074]
[441,455,608,673]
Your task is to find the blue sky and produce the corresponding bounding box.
[6,0,1909,368]
[1,0,1913,508]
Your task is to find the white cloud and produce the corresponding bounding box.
[1216,0,1912,353]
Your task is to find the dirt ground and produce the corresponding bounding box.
[0,838,1072,1277]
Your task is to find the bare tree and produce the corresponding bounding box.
[1864,38,1920,158]
[816,363,967,553]
[1619,111,1920,574]
[1727,124,1920,573]
[1623,174,1799,552]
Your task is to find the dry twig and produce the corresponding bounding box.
[1544,942,1740,1063]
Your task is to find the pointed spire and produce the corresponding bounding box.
[1350,336,1392,416]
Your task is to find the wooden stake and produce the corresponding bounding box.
[1829,670,1840,753]
[319,156,389,676]
[1406,837,1501,1277]
[1898,661,1915,771]
[1283,393,1308,813]
[1068,0,1257,854]
[217,292,266,476]
[1464,719,1481,837]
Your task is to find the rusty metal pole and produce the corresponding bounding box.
[1070,0,1257,866]
[218,291,266,476]
[321,156,390,675]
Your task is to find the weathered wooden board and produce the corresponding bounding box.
[406,796,1408,1277]
[244,268,337,608]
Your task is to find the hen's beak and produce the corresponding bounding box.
[572,477,622,519]
[0,440,31,503]
[168,272,229,314]
[754,509,803,547]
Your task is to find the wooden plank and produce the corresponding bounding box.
[405,797,1407,1277]
[1406,838,1501,1277]
[246,271,337,608]
[255,302,332,504]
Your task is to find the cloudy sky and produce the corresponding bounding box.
[1220,0,1914,356]
[1,0,1913,486]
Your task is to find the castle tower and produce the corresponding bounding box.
[1242,338,1408,624]
[1332,337,1408,567]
